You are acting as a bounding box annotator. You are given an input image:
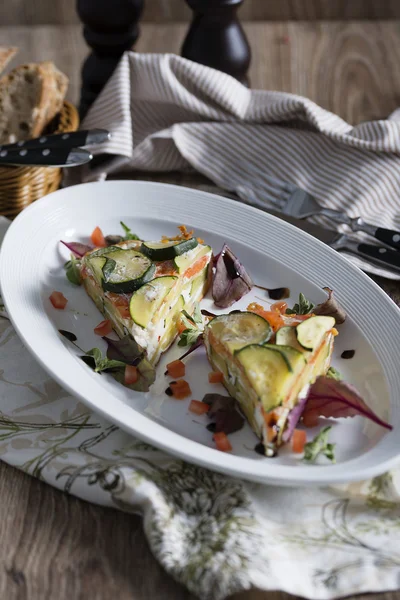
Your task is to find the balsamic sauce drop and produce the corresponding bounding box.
[341,349,355,359]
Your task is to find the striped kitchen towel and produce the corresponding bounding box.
[79,51,400,278]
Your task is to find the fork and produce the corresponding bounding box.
[258,173,400,251]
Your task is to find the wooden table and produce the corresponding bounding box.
[1,19,400,600]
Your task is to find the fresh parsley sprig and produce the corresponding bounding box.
[303,426,336,463]
[178,303,204,347]
[286,293,315,315]
[120,221,139,241]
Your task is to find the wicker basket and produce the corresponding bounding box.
[0,101,79,219]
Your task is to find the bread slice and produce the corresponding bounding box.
[0,61,69,144]
[0,47,18,76]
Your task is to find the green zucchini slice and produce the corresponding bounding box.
[275,325,308,354]
[174,244,211,273]
[207,311,272,353]
[235,344,292,410]
[296,316,335,351]
[88,248,155,294]
[140,238,198,261]
[129,276,178,328]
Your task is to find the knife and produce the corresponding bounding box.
[266,209,400,274]
[0,129,110,152]
[0,147,93,167]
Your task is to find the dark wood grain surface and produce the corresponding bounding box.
[0,17,399,600]
[3,0,400,24]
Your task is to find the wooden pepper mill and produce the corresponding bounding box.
[76,0,144,118]
[181,0,251,85]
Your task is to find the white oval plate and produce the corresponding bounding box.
[1,181,399,486]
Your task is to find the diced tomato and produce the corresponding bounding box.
[94,319,113,336]
[292,429,307,453]
[167,359,186,378]
[189,400,210,415]
[208,371,224,384]
[170,379,192,399]
[49,291,68,310]
[124,365,138,385]
[91,226,106,248]
[213,432,232,452]
[184,255,208,280]
[271,301,288,314]
[247,303,284,331]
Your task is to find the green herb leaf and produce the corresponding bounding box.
[64,255,82,286]
[327,366,342,381]
[84,347,126,373]
[178,328,202,347]
[286,292,315,315]
[120,221,139,241]
[303,426,336,463]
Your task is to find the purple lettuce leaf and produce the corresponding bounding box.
[212,244,253,309]
[203,393,245,434]
[303,376,392,430]
[61,240,93,258]
[104,335,155,392]
[314,287,346,324]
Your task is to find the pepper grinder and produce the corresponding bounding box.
[76,0,145,118]
[181,0,251,85]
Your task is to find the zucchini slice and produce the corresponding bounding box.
[89,248,155,294]
[275,325,308,354]
[174,244,211,273]
[129,276,178,328]
[141,238,198,261]
[207,311,272,353]
[235,344,292,410]
[296,315,335,351]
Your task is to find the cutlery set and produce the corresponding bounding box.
[242,173,400,275]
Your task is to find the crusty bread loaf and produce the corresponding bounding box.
[0,61,69,144]
[0,47,18,76]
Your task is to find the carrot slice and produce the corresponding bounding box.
[208,371,224,384]
[124,365,138,385]
[91,226,106,248]
[189,400,209,415]
[170,379,192,399]
[292,429,307,453]
[184,255,208,279]
[166,359,186,378]
[247,303,284,332]
[213,432,232,452]
[49,291,68,310]
[94,319,113,336]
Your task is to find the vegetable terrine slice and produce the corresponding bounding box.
[204,311,335,449]
[80,237,212,365]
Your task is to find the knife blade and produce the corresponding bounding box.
[265,209,400,274]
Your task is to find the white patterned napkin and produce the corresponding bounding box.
[74,51,400,279]
[1,217,400,599]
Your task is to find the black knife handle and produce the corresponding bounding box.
[0,129,110,152]
[357,242,400,272]
[0,147,93,167]
[374,227,400,251]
